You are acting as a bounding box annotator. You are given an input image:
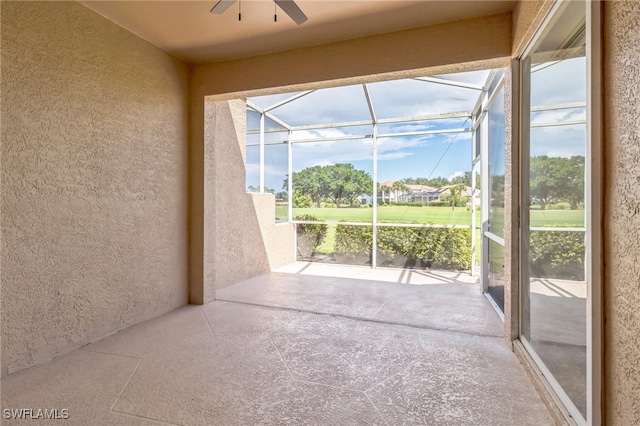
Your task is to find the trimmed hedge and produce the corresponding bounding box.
[334,224,372,264]
[389,201,423,207]
[294,215,328,258]
[529,228,585,280]
[334,222,471,270]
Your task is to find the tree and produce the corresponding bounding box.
[530,155,585,210]
[557,156,585,210]
[530,156,558,210]
[453,171,480,189]
[247,185,276,194]
[378,182,393,203]
[392,181,410,202]
[289,164,372,208]
[448,183,466,210]
[292,190,313,208]
[286,166,324,207]
[322,163,372,207]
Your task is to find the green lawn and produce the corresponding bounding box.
[290,206,584,227]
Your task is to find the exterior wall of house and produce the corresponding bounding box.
[603,1,640,424]
[201,99,292,303]
[250,195,296,271]
[1,2,190,376]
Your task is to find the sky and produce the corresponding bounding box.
[246,62,586,192]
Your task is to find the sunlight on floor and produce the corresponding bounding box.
[274,261,478,286]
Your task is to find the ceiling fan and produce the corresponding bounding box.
[210,0,308,25]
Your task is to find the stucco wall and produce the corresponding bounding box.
[201,100,273,303]
[603,1,640,424]
[1,2,190,376]
[191,13,511,100]
[249,194,296,270]
[511,0,554,57]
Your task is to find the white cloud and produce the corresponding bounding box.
[449,171,464,180]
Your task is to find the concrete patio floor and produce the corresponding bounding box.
[1,265,552,425]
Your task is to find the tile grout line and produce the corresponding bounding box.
[266,332,297,381]
[228,381,293,417]
[216,298,503,339]
[110,409,185,426]
[363,359,421,395]
[290,377,365,395]
[365,392,391,426]
[371,300,387,318]
[109,358,143,412]
[202,311,215,333]
[78,347,144,361]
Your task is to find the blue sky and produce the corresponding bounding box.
[246,62,586,191]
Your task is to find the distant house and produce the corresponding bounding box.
[404,185,440,203]
[359,193,374,205]
[377,181,480,205]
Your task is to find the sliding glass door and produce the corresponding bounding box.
[519,1,600,423]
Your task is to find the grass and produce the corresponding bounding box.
[288,206,584,227]
[294,206,475,225]
[316,225,337,254]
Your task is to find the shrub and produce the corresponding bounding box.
[294,214,328,258]
[321,201,336,208]
[389,201,423,207]
[529,228,585,280]
[334,224,372,264]
[334,222,471,270]
[378,226,471,270]
[352,199,362,208]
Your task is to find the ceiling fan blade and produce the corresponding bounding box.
[274,0,308,25]
[210,0,237,14]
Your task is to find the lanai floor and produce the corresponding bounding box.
[1,263,552,425]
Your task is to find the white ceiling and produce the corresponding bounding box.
[81,1,516,64]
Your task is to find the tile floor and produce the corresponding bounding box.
[1,266,552,425]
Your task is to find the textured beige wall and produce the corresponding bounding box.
[201,99,272,303]
[191,13,511,100]
[511,0,554,57]
[1,2,190,376]
[603,1,640,424]
[249,194,296,270]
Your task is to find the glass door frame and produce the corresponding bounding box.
[480,72,506,316]
[517,0,603,424]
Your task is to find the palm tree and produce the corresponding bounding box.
[449,183,466,210]
[392,181,410,202]
[378,182,392,203]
